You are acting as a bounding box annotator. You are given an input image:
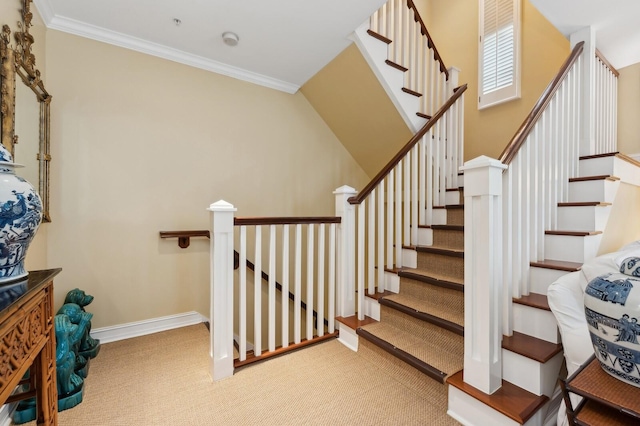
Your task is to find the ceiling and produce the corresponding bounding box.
[530,0,640,70]
[32,0,387,94]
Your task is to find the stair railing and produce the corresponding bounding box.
[594,49,618,154]
[344,85,467,320]
[462,42,586,394]
[208,201,340,380]
[368,0,450,118]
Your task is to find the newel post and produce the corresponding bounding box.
[208,200,237,381]
[570,27,596,156]
[461,156,507,394]
[334,185,357,318]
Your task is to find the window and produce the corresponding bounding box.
[478,0,521,109]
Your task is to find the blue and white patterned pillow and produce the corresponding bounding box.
[620,257,640,277]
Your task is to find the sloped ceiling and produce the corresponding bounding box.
[32,0,387,93]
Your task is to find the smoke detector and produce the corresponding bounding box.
[222,32,239,47]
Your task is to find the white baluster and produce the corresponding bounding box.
[395,163,402,268]
[328,223,336,333]
[368,190,375,295]
[282,225,289,348]
[357,203,365,320]
[317,223,325,337]
[387,174,394,268]
[239,226,247,361]
[377,182,385,292]
[334,186,357,318]
[404,151,411,245]
[411,144,419,246]
[268,224,276,352]
[294,223,302,344]
[307,224,315,341]
[254,225,262,356]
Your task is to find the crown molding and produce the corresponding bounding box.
[32,0,300,94]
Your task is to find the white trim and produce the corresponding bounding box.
[31,1,299,94]
[630,153,640,162]
[90,311,207,344]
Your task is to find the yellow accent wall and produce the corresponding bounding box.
[301,44,413,178]
[618,62,640,157]
[38,30,369,328]
[416,0,570,161]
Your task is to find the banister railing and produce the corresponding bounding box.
[208,204,341,380]
[368,0,452,118]
[499,42,584,165]
[594,49,618,155]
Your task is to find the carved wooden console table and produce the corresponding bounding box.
[0,269,61,425]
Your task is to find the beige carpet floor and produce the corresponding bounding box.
[17,323,459,426]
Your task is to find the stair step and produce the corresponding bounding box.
[558,201,611,207]
[431,225,464,231]
[416,112,432,120]
[557,201,611,232]
[447,370,549,424]
[385,59,408,72]
[358,318,463,383]
[363,289,395,301]
[398,269,464,291]
[401,87,422,97]
[379,297,464,335]
[568,174,620,203]
[544,230,602,236]
[432,225,464,250]
[530,259,582,272]
[568,174,620,182]
[335,315,377,330]
[366,29,391,44]
[502,331,562,363]
[544,232,602,263]
[415,246,464,281]
[416,246,464,257]
[513,292,550,311]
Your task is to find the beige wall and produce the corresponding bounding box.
[43,31,369,328]
[618,62,640,157]
[417,0,569,160]
[301,44,413,177]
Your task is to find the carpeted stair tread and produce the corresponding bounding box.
[360,321,463,380]
[382,292,464,327]
[398,269,464,290]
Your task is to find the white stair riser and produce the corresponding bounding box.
[557,205,610,232]
[402,247,417,268]
[529,267,571,295]
[432,209,447,225]
[513,304,561,344]
[502,350,564,397]
[568,179,619,203]
[352,23,423,132]
[385,271,400,293]
[446,190,462,205]
[448,386,546,426]
[578,156,615,178]
[544,234,602,263]
[363,296,380,321]
[337,323,359,352]
[418,227,433,246]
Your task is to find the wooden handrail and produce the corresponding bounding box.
[348,83,467,205]
[406,0,449,78]
[499,42,584,165]
[234,217,341,226]
[595,49,619,77]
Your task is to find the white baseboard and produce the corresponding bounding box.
[90,311,207,344]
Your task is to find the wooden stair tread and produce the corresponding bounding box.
[558,201,611,207]
[513,293,550,311]
[502,331,562,363]
[545,230,602,236]
[398,269,464,291]
[385,59,408,72]
[379,297,464,335]
[416,245,464,258]
[576,399,637,426]
[401,87,422,97]
[416,112,431,120]
[363,289,395,301]
[358,322,463,383]
[433,204,464,209]
[579,152,618,160]
[530,259,582,272]
[336,315,377,330]
[431,224,464,231]
[366,29,391,44]
[569,175,620,182]
[447,370,549,424]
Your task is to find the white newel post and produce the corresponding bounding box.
[334,186,357,318]
[461,156,507,394]
[447,67,460,95]
[570,27,596,157]
[208,200,237,381]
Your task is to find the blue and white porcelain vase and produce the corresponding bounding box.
[0,145,42,283]
[584,257,640,387]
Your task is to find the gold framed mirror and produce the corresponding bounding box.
[0,0,52,222]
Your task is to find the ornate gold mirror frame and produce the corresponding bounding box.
[0,0,52,222]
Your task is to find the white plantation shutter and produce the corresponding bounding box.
[479,0,520,109]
